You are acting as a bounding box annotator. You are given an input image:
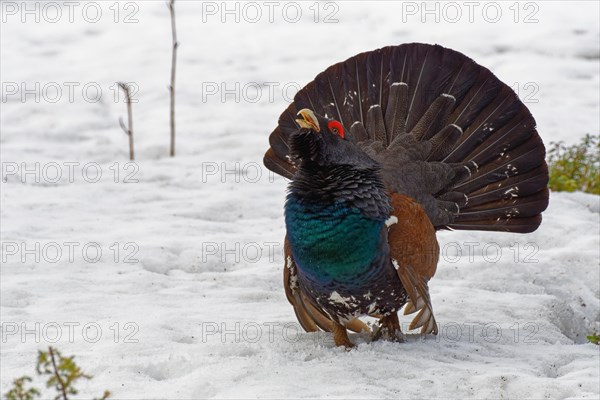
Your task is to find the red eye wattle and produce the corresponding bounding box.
[327,120,345,139]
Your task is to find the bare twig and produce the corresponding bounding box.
[48,347,68,400]
[167,0,178,157]
[117,82,134,160]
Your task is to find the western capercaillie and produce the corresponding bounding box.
[263,43,549,347]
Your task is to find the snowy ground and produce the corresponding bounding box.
[1,1,599,399]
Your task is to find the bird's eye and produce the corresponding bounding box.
[327,120,345,139]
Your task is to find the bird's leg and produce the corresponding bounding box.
[331,322,355,349]
[372,312,404,343]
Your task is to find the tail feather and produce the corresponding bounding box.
[453,135,546,194]
[455,189,549,221]
[465,111,536,166]
[343,55,369,128]
[384,83,409,142]
[367,105,387,144]
[263,43,549,233]
[350,120,369,143]
[448,71,501,131]
[447,215,543,233]
[403,45,455,133]
[465,165,549,208]
[366,50,388,122]
[445,85,522,163]
[427,124,463,161]
[412,93,456,141]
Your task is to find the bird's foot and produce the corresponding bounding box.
[372,326,404,343]
[372,313,404,343]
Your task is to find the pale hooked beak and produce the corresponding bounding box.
[296,109,320,132]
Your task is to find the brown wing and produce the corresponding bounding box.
[387,194,440,334]
[283,238,371,334]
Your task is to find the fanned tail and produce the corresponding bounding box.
[264,43,548,233]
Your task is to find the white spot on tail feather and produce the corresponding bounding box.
[449,123,463,134]
[504,187,519,198]
[482,122,494,132]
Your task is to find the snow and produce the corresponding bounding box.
[1,1,599,399]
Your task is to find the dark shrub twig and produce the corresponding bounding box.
[117,82,134,161]
[167,0,178,157]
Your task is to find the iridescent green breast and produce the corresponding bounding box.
[285,197,384,283]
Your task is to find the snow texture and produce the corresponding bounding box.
[1,1,599,399]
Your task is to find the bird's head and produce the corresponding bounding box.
[287,108,391,220]
[290,109,379,170]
